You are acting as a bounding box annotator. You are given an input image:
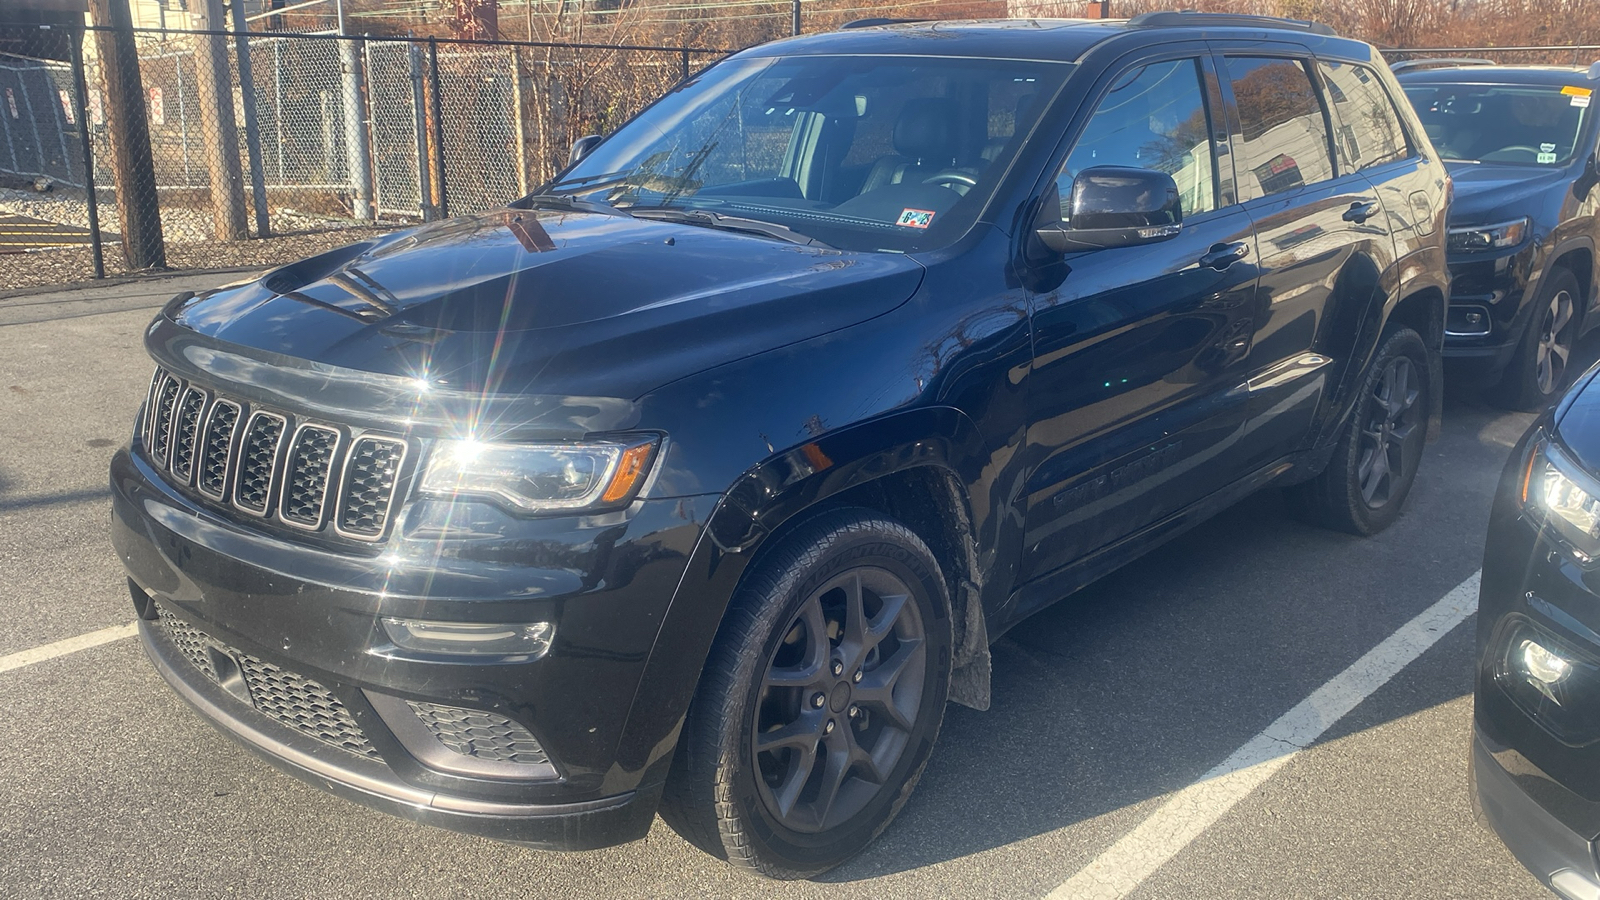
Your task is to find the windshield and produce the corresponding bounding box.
[548,55,1073,253]
[1403,82,1595,166]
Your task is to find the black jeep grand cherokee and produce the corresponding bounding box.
[113,14,1449,878]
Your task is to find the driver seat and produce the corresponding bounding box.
[859,97,959,194]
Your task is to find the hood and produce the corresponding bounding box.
[163,208,924,403]
[1443,160,1574,226]
[1555,364,1600,475]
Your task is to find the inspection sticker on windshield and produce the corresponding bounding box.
[896,208,936,229]
[1565,86,1593,107]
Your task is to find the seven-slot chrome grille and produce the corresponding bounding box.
[142,366,408,541]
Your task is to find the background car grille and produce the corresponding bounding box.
[155,604,379,760]
[407,701,551,766]
[141,366,408,541]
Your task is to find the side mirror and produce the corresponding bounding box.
[1036,166,1183,254]
[569,134,603,166]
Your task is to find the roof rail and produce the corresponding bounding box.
[840,17,928,29]
[1389,57,1498,73]
[1126,10,1336,37]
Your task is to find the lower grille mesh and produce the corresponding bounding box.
[407,701,551,766]
[155,605,378,760]
[237,655,379,759]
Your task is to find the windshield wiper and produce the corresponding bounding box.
[510,193,633,218]
[627,206,833,249]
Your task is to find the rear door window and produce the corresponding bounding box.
[1317,61,1412,170]
[1224,56,1336,199]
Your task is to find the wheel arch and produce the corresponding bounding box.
[1546,240,1596,335]
[1387,283,1446,441]
[609,406,998,798]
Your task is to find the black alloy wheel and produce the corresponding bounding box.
[1288,325,1431,535]
[1356,355,1424,509]
[1494,267,1583,411]
[660,508,951,879]
[752,566,929,833]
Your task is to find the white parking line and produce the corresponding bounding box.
[0,622,139,674]
[1046,571,1481,900]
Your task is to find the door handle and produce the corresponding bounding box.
[1343,200,1381,223]
[1199,241,1249,270]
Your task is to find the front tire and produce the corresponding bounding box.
[1287,326,1431,535]
[660,508,952,879]
[1491,266,1581,411]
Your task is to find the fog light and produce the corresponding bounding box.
[381,617,554,658]
[1519,638,1571,700]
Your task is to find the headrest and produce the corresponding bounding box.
[893,97,958,162]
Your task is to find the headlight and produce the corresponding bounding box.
[420,436,657,513]
[1447,216,1529,253]
[1522,438,1600,562]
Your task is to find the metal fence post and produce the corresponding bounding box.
[86,2,167,270]
[231,0,271,237]
[680,48,690,82]
[407,42,434,221]
[510,45,529,197]
[195,0,248,240]
[341,35,374,221]
[428,37,448,220]
[68,28,104,279]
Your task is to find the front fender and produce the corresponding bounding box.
[609,406,1000,787]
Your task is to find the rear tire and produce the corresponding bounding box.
[1287,326,1431,535]
[659,508,951,879]
[1490,266,1581,412]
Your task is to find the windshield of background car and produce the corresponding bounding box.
[1403,82,1595,166]
[549,54,1073,253]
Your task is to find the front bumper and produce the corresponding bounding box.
[112,443,717,849]
[140,613,659,848]
[1473,729,1600,900]
[1475,425,1600,894]
[1443,243,1538,377]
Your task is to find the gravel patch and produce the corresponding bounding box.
[0,227,397,295]
[0,186,417,294]
[0,187,394,242]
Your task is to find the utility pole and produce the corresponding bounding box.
[86,0,165,269]
[336,0,375,220]
[193,0,248,240]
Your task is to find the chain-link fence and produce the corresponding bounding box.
[0,23,723,288]
[4,20,1598,291]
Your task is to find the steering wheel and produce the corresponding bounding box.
[1480,145,1542,162]
[924,169,979,194]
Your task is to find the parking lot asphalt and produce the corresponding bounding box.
[0,273,1560,899]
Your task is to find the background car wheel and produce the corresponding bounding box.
[659,507,952,879]
[1287,325,1431,536]
[1491,266,1581,411]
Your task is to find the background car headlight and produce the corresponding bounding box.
[420,436,657,512]
[1522,439,1600,562]
[1447,216,1529,253]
